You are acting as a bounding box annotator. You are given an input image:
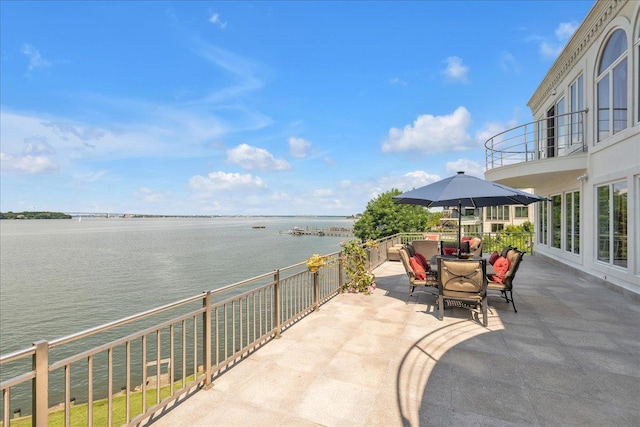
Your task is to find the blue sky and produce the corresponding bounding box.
[1,1,593,216]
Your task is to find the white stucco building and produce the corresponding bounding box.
[485,0,639,297]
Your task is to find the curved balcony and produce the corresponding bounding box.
[484,110,589,188]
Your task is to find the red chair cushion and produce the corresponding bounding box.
[409,256,426,280]
[443,248,457,256]
[488,251,500,265]
[414,252,429,270]
[490,256,511,282]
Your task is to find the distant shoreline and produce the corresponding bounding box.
[0,211,72,220]
[1,211,358,220]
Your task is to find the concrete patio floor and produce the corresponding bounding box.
[149,254,640,426]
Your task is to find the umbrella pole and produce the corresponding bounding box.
[457,201,462,256]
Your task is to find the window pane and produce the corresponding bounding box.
[552,195,562,248]
[598,76,610,141]
[538,200,547,245]
[576,76,584,143]
[574,192,580,254]
[597,186,610,262]
[556,98,566,150]
[577,75,584,110]
[570,75,584,145]
[565,193,573,253]
[613,182,627,267]
[599,29,627,74]
[515,206,528,218]
[613,58,628,134]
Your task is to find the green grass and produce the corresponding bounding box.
[3,375,198,427]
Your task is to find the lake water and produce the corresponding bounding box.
[0,217,354,355]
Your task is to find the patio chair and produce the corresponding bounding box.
[437,257,488,326]
[398,246,438,301]
[441,240,470,256]
[487,248,524,312]
[462,236,483,256]
[411,240,439,265]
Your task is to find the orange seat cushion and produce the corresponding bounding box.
[490,256,511,282]
[409,256,427,280]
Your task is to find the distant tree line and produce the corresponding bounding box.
[0,211,72,220]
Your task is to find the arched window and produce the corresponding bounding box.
[596,29,628,141]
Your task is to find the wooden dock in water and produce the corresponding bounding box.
[280,226,354,237]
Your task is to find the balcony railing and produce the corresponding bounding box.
[0,232,532,426]
[485,109,588,171]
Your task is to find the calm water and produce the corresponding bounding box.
[0,217,354,354]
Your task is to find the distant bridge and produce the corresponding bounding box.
[64,212,120,218]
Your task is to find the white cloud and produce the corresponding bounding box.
[499,51,521,73]
[288,137,311,158]
[227,143,291,171]
[72,170,108,185]
[313,188,333,197]
[445,159,484,177]
[381,107,473,153]
[540,22,578,59]
[41,121,107,142]
[389,77,407,86]
[192,40,266,105]
[209,13,227,29]
[555,22,578,41]
[442,56,469,83]
[303,171,442,213]
[0,152,59,174]
[380,170,441,193]
[269,191,290,202]
[540,42,562,59]
[21,44,51,70]
[1,38,274,183]
[474,119,518,146]
[136,187,167,203]
[0,107,237,167]
[23,136,56,155]
[189,170,267,194]
[323,156,336,167]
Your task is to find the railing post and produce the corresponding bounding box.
[338,251,344,292]
[490,138,494,169]
[313,271,320,311]
[32,340,48,427]
[529,232,535,255]
[202,291,212,388]
[524,124,529,161]
[581,110,587,152]
[274,270,281,338]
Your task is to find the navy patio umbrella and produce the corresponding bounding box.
[393,171,548,255]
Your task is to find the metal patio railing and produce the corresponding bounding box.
[484,109,588,171]
[1,250,352,427]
